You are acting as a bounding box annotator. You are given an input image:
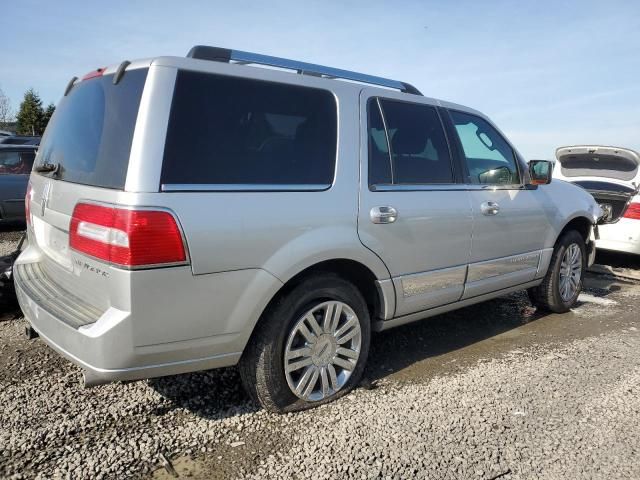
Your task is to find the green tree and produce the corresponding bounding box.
[42,103,56,129]
[16,88,44,136]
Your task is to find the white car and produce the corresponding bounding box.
[555,145,640,255]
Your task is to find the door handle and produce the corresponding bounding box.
[480,201,500,216]
[370,206,398,224]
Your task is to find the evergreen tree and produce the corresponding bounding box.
[16,89,45,136]
[42,103,56,130]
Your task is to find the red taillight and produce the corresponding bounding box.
[25,183,32,225]
[69,203,187,268]
[623,203,640,220]
[82,67,106,81]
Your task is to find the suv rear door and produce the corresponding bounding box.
[357,90,473,318]
[26,66,149,314]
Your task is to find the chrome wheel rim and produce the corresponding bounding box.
[559,243,582,302]
[284,301,362,402]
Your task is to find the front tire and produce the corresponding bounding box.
[239,273,371,413]
[528,230,586,313]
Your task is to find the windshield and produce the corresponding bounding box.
[35,68,148,189]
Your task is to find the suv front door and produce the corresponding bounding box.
[357,91,473,318]
[445,109,552,298]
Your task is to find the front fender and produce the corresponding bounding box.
[537,180,601,247]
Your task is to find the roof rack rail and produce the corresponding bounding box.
[186,45,422,96]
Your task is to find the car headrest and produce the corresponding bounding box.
[391,129,427,155]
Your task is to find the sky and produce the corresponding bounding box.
[1,0,639,159]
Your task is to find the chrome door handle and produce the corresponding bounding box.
[481,201,500,216]
[370,206,398,224]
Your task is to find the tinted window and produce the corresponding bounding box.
[368,100,392,185]
[449,110,520,185]
[0,151,34,175]
[35,69,148,189]
[368,99,453,185]
[2,138,36,145]
[161,71,337,187]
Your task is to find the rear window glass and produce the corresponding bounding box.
[559,154,638,181]
[0,150,34,175]
[161,71,337,188]
[35,68,148,189]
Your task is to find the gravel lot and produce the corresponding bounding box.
[1,229,639,479]
[0,229,24,257]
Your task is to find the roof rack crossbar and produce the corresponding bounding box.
[186,45,422,95]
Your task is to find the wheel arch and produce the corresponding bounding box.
[239,257,393,365]
[557,215,593,245]
[265,258,391,324]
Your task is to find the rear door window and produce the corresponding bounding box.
[161,71,337,189]
[368,98,454,186]
[34,68,148,189]
[0,151,31,174]
[449,110,520,185]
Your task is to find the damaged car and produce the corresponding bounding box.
[14,46,603,412]
[555,146,640,255]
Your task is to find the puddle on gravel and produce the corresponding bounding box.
[366,274,640,384]
[149,435,288,480]
[151,455,207,479]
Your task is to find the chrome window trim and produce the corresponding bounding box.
[371,184,527,192]
[160,183,331,192]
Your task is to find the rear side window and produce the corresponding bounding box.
[368,98,453,186]
[449,110,520,185]
[0,151,34,175]
[161,71,337,188]
[35,69,148,189]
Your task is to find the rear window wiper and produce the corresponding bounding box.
[34,162,60,174]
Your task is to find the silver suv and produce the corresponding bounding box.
[15,46,601,412]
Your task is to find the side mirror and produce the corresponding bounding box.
[528,160,553,185]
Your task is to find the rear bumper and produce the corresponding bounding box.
[17,297,241,385]
[596,220,640,255]
[14,253,282,384]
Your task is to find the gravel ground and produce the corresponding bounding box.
[1,230,639,479]
[248,332,640,479]
[0,229,24,313]
[0,229,24,257]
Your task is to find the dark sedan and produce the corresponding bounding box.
[0,136,41,146]
[0,145,36,223]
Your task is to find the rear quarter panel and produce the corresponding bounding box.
[132,59,391,283]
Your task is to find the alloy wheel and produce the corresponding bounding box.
[284,301,362,402]
[559,243,582,302]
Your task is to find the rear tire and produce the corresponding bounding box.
[239,273,371,413]
[528,230,586,313]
